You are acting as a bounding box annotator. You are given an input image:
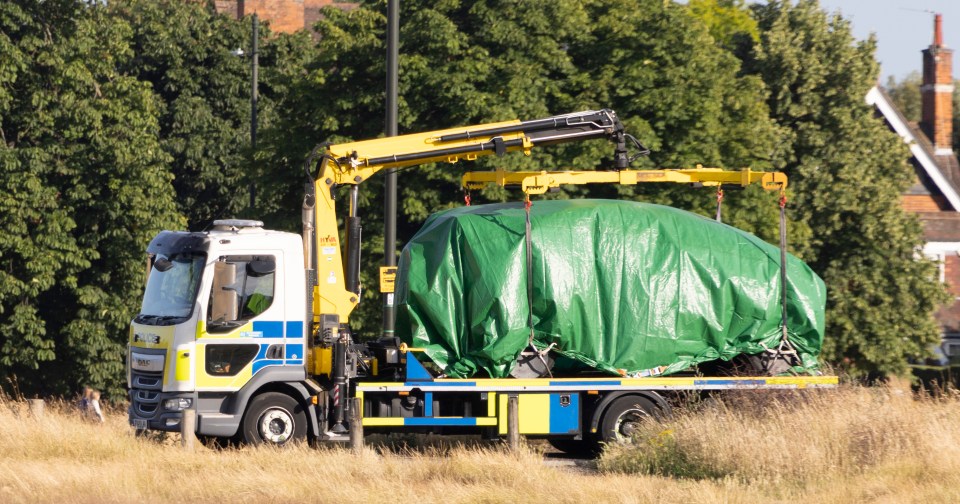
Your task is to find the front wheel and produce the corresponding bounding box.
[599,395,658,446]
[241,392,307,446]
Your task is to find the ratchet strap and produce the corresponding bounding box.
[523,195,553,377]
[767,190,800,371]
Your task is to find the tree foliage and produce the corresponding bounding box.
[109,0,314,230]
[0,0,183,396]
[0,0,317,397]
[885,71,922,122]
[687,0,760,49]
[746,0,948,376]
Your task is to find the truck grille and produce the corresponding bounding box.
[133,374,162,390]
[130,369,163,419]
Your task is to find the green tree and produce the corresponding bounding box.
[885,71,922,122]
[564,0,793,249]
[109,0,313,230]
[746,0,948,377]
[0,0,183,396]
[687,0,760,49]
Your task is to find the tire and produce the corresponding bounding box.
[241,392,307,446]
[599,395,658,446]
[738,352,797,376]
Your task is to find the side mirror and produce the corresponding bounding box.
[211,261,238,322]
[247,258,275,277]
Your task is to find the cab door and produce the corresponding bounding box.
[198,253,285,391]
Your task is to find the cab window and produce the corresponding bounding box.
[207,255,276,332]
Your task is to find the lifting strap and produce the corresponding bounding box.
[715,187,724,223]
[523,195,553,378]
[767,190,799,371]
[779,192,788,343]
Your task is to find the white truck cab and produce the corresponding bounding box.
[129,220,311,437]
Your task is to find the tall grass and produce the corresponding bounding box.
[1,386,958,503]
[599,386,960,502]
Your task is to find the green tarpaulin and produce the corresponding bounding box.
[395,200,825,378]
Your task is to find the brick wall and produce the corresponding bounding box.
[213,0,238,18]
[921,15,955,150]
[305,0,353,32]
[903,194,951,212]
[242,0,305,34]
[214,0,355,34]
[946,255,960,295]
[920,74,954,149]
[937,255,960,334]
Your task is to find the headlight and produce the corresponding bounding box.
[163,398,193,411]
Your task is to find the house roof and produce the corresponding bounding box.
[866,85,960,212]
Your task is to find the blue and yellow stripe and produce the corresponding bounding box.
[356,375,838,394]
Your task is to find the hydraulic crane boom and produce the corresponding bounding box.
[315,109,640,186]
[302,109,644,326]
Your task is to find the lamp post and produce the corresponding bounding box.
[234,14,259,212]
[249,13,258,212]
[383,0,399,339]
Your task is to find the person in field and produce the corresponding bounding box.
[79,386,104,423]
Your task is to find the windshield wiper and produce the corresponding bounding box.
[136,314,187,325]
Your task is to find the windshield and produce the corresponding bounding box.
[137,253,206,325]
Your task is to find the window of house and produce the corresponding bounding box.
[942,338,960,358]
[922,251,947,284]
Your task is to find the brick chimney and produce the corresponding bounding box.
[921,13,955,155]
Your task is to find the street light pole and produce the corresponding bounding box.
[382,0,399,339]
[250,13,259,212]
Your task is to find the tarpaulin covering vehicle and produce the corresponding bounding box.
[396,199,825,378]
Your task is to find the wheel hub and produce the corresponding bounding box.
[614,408,648,443]
[259,407,294,444]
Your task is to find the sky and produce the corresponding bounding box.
[816,0,960,82]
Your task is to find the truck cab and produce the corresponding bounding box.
[129,220,310,438]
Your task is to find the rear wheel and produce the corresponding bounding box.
[241,392,307,446]
[599,395,658,446]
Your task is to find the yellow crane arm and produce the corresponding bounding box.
[305,109,639,323]
[315,109,638,185]
[461,166,787,194]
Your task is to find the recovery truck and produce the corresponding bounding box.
[127,109,837,450]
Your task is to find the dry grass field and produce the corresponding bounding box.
[1,385,958,504]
